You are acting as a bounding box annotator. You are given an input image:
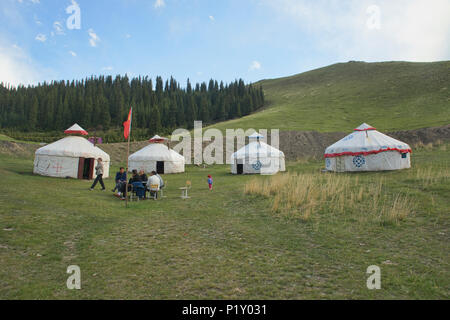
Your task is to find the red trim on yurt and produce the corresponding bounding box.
[324,148,412,158]
[149,137,167,143]
[64,129,88,135]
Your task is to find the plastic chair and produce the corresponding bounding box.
[149,184,160,200]
[160,181,167,198]
[179,180,191,199]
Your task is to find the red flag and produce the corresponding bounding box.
[123,107,132,139]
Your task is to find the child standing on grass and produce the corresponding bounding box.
[207,175,213,191]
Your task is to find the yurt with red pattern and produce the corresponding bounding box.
[33,124,110,179]
[324,123,411,172]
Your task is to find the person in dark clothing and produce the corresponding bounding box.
[128,170,142,184]
[139,170,148,199]
[90,158,105,191]
[139,170,148,186]
[118,170,141,199]
[112,167,127,192]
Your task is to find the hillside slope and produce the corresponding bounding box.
[209,61,450,132]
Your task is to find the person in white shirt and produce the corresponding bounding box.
[147,171,160,199]
[156,173,164,189]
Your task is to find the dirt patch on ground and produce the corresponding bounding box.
[0,141,39,159]
[2,125,449,162]
[99,141,150,164]
[279,131,346,160]
[388,124,450,146]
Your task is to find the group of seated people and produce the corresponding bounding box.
[113,167,164,200]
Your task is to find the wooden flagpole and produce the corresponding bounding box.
[125,132,130,208]
[125,108,132,208]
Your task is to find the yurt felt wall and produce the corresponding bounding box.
[324,123,411,172]
[33,136,110,179]
[128,143,185,174]
[231,133,286,175]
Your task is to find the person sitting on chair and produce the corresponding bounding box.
[112,167,127,193]
[139,170,148,187]
[147,171,161,199]
[155,172,164,190]
[118,169,141,199]
[138,170,148,199]
[129,170,141,183]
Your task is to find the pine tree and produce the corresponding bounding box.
[29,95,38,130]
[148,105,162,135]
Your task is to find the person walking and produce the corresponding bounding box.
[90,158,106,191]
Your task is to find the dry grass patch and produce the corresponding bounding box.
[245,172,415,224]
[411,163,450,188]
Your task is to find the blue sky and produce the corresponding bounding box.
[1,0,449,86]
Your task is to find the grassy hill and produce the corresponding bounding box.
[209,61,450,133]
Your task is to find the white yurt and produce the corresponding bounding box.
[231,132,286,175]
[324,123,412,172]
[128,135,185,174]
[33,124,110,179]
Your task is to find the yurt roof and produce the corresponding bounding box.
[149,135,168,143]
[249,132,264,139]
[353,123,377,131]
[64,123,88,135]
[35,136,110,160]
[232,141,284,160]
[324,123,411,158]
[128,143,184,162]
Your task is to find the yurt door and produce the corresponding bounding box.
[87,158,95,179]
[78,158,95,179]
[236,161,244,175]
[336,157,345,172]
[156,161,165,174]
[77,158,85,179]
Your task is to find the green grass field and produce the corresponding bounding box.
[0,134,15,142]
[0,143,448,299]
[209,61,450,133]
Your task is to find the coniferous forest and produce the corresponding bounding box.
[0,75,264,142]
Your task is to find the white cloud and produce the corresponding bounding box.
[0,43,40,86]
[262,0,450,62]
[249,60,261,71]
[125,34,132,39]
[30,0,40,4]
[35,33,46,42]
[69,50,77,57]
[154,0,165,9]
[102,66,113,71]
[88,28,100,47]
[53,21,65,35]
[209,15,215,21]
